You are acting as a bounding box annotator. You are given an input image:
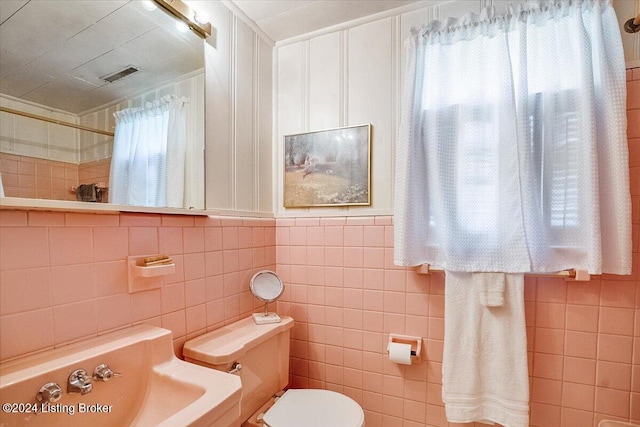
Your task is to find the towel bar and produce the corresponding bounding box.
[415,264,590,281]
[70,182,108,192]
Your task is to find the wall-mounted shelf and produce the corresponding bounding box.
[127,255,175,293]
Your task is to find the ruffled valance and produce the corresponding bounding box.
[410,0,613,45]
[113,95,189,123]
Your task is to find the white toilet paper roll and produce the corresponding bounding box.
[388,342,412,365]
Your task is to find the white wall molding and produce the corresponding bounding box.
[341,30,349,128]
[253,32,260,212]
[220,0,275,47]
[229,14,238,210]
[204,2,273,213]
[276,208,394,218]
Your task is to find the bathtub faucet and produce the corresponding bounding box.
[67,369,93,395]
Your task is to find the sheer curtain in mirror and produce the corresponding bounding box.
[109,95,193,208]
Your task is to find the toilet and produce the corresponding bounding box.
[183,316,365,427]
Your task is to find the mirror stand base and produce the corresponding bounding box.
[252,312,281,325]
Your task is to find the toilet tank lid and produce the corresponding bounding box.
[183,316,294,365]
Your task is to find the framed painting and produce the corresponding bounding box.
[283,124,371,208]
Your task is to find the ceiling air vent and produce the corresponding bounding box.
[101,66,139,83]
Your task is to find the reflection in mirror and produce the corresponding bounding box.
[0,0,205,209]
[249,270,284,325]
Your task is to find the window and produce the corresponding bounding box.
[394,1,631,274]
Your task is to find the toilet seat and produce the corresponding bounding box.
[262,389,365,427]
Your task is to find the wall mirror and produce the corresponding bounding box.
[0,0,205,211]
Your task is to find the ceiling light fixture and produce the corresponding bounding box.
[142,1,157,11]
[175,21,189,33]
[152,0,212,39]
[193,10,209,25]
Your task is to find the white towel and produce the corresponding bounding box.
[475,272,506,307]
[442,271,529,427]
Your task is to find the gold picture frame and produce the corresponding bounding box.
[284,124,371,208]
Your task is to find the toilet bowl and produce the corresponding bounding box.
[183,316,365,427]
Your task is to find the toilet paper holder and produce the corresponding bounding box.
[387,334,422,364]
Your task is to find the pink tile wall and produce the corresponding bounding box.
[276,218,638,427]
[0,154,110,202]
[0,69,637,427]
[0,153,77,201]
[274,69,640,427]
[0,212,276,361]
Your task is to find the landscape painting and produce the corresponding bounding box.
[284,124,371,208]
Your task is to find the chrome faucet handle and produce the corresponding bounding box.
[37,382,62,403]
[67,369,93,395]
[93,363,122,382]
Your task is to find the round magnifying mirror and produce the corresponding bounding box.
[249,270,284,324]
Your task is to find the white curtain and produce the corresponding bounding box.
[109,95,188,208]
[395,0,631,275]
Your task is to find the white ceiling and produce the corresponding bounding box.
[227,0,426,42]
[0,0,203,114]
[0,0,426,114]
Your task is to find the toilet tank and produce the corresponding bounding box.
[183,316,294,426]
